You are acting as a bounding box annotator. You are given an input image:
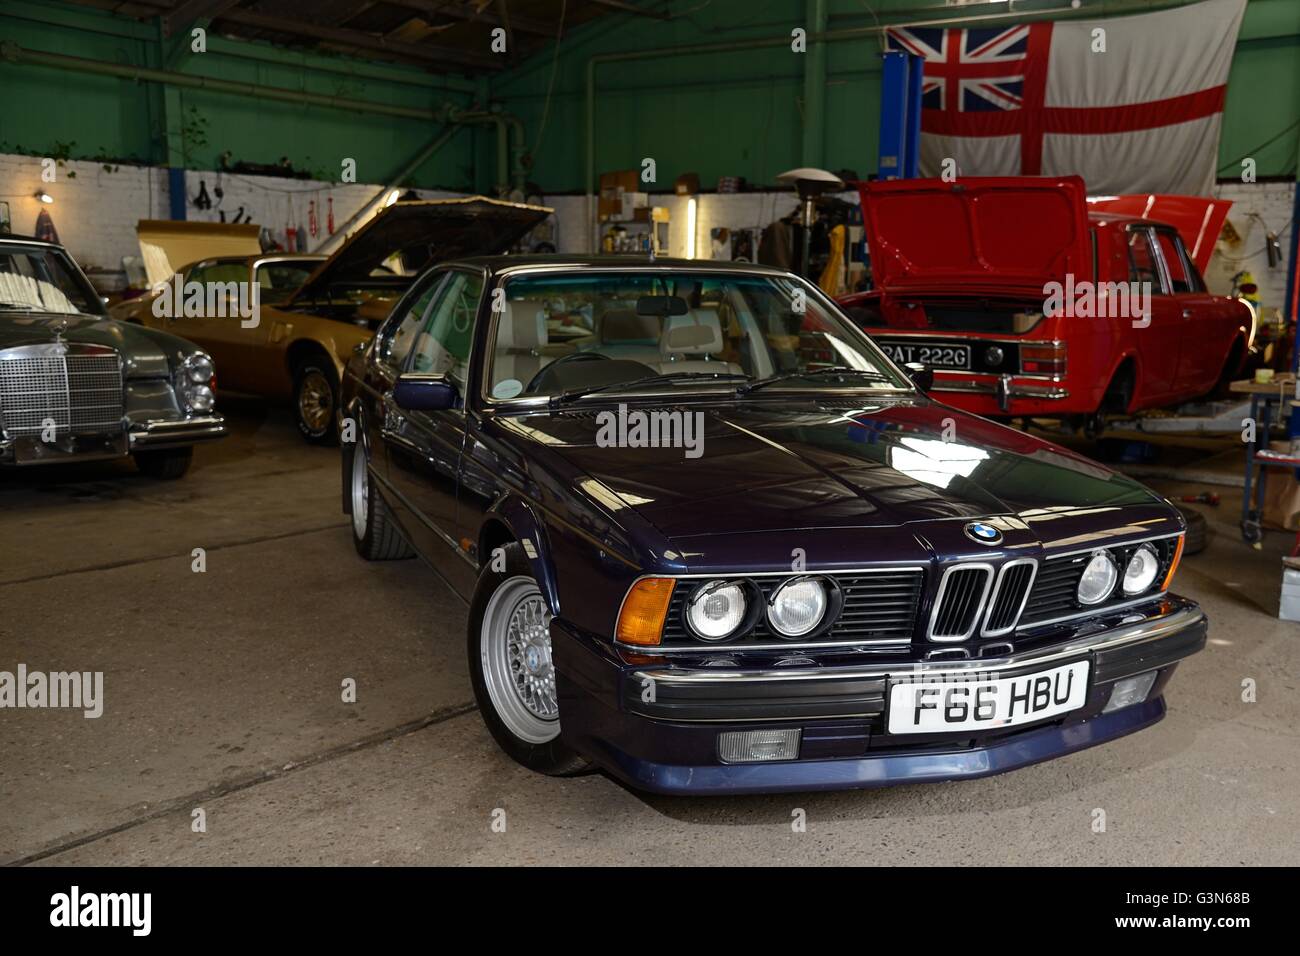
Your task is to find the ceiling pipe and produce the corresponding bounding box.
[0,41,446,121]
[582,0,1199,252]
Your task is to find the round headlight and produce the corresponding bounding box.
[1122,545,1160,595]
[186,353,214,384]
[767,578,828,637]
[1077,552,1118,605]
[186,384,215,413]
[686,581,746,641]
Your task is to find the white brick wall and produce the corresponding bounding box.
[1208,180,1295,317]
[0,152,461,283]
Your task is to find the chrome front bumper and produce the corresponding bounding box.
[626,599,1205,722]
[0,414,226,465]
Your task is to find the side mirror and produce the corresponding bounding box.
[393,372,458,411]
[904,362,934,393]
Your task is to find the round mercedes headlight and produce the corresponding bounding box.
[186,384,215,413]
[686,581,747,641]
[185,353,214,384]
[177,353,216,413]
[767,578,828,637]
[1077,552,1118,605]
[1122,545,1160,595]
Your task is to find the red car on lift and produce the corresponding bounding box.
[838,176,1253,430]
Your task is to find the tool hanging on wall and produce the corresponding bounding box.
[308,200,319,239]
[285,194,296,252]
[327,195,334,235]
[192,179,212,211]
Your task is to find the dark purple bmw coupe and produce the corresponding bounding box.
[339,256,1204,795]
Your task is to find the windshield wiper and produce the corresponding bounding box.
[739,366,895,395]
[551,371,750,406]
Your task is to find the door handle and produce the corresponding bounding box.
[1182,309,1193,319]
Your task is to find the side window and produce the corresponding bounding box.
[380,273,446,370]
[188,262,247,287]
[408,272,483,382]
[1155,231,1191,293]
[1127,229,1164,293]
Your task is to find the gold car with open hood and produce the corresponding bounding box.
[112,196,550,442]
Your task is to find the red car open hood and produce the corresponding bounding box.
[1086,194,1231,274]
[858,176,1092,294]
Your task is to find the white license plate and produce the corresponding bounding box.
[887,661,1090,735]
[879,341,971,370]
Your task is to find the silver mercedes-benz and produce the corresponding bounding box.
[0,235,226,478]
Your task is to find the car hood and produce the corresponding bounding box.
[859,176,1092,294]
[1086,194,1231,274]
[0,312,189,378]
[134,220,263,288]
[288,196,550,306]
[495,397,1160,540]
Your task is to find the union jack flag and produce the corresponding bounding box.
[887,25,1033,114]
[880,0,1243,194]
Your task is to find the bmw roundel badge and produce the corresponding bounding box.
[964,521,1004,545]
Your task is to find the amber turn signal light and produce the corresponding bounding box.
[1161,534,1185,591]
[616,578,675,646]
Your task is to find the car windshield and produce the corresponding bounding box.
[0,245,104,315]
[256,260,321,305]
[485,271,910,401]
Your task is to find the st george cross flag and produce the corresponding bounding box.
[886,0,1246,195]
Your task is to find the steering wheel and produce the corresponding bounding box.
[526,351,609,393]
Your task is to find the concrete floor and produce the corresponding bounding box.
[1,400,1297,866]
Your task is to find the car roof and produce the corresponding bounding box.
[1087,211,1171,229]
[447,254,800,278]
[0,234,66,249]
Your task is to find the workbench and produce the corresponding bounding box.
[1230,376,1300,543]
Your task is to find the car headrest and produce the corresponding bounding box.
[600,309,660,344]
[661,310,723,355]
[499,301,547,350]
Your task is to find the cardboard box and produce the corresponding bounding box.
[599,169,639,220]
[619,192,649,220]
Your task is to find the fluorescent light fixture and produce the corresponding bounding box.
[34,191,53,204]
[384,189,401,207]
[685,197,697,259]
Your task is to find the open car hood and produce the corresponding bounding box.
[287,196,551,306]
[134,220,262,287]
[858,176,1092,294]
[1086,194,1231,274]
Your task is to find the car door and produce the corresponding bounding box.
[364,269,451,483]
[383,268,483,575]
[1153,228,1219,395]
[1125,226,1180,401]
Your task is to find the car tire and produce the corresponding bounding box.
[345,437,413,561]
[293,357,339,445]
[1176,504,1209,555]
[467,543,590,776]
[133,447,193,480]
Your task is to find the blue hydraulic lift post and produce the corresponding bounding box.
[878,49,923,181]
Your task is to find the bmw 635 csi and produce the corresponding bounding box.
[1,236,225,478]
[839,176,1251,431]
[340,256,1205,794]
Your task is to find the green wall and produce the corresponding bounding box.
[493,0,1300,194]
[0,0,485,191]
[1,0,1296,195]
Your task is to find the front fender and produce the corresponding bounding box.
[483,496,562,616]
